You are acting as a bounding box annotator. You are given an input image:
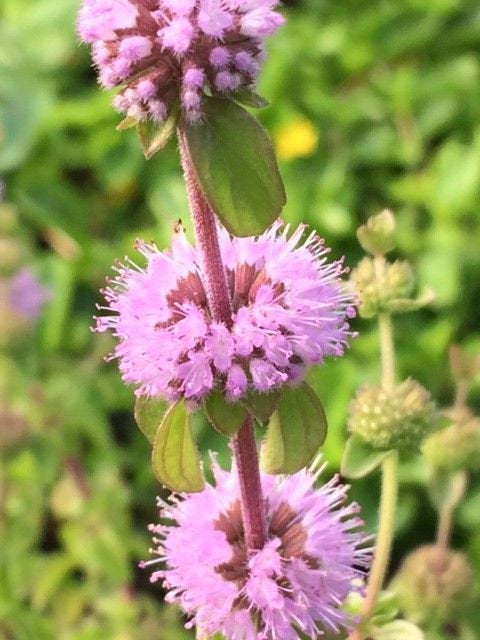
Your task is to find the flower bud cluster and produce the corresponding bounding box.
[78,0,284,124]
[350,256,415,318]
[356,209,396,256]
[348,378,437,451]
[422,407,480,472]
[392,545,472,624]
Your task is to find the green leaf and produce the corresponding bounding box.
[231,90,270,109]
[370,590,400,626]
[204,389,247,437]
[151,400,205,492]
[341,434,391,479]
[389,287,435,313]
[137,104,179,159]
[116,115,138,131]
[370,620,425,640]
[242,389,281,424]
[181,97,286,237]
[260,383,327,474]
[134,396,168,444]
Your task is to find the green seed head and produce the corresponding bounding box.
[392,545,472,624]
[351,257,415,318]
[422,407,480,472]
[348,378,437,451]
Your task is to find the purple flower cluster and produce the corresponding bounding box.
[96,222,355,403]
[142,460,370,639]
[78,0,284,123]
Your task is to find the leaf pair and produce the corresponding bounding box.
[204,382,328,474]
[135,382,328,492]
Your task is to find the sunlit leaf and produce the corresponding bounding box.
[260,383,327,474]
[152,400,205,492]
[341,434,390,479]
[134,396,168,443]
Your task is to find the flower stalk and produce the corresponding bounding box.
[178,130,266,552]
[360,449,398,622]
[352,305,399,638]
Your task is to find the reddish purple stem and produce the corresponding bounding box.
[178,130,266,552]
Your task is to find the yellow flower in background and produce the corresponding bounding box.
[275,117,319,160]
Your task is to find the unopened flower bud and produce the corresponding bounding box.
[422,407,480,472]
[348,379,437,451]
[0,238,23,276]
[357,209,396,256]
[350,257,415,318]
[392,545,472,624]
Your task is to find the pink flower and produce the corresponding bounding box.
[95,222,356,403]
[77,0,285,123]
[141,461,371,639]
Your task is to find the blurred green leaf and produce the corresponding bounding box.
[370,620,425,640]
[341,434,390,479]
[427,469,467,513]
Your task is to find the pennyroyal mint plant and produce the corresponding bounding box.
[80,3,371,639]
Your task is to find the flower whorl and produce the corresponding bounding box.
[78,0,285,123]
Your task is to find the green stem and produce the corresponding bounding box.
[351,310,399,639]
[435,500,453,557]
[361,450,399,622]
[378,312,395,392]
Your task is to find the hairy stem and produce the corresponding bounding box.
[378,312,396,393]
[349,309,399,640]
[435,501,454,557]
[361,450,399,622]
[178,130,266,552]
[231,415,267,551]
[178,130,232,327]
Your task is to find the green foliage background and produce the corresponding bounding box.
[0,0,479,638]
